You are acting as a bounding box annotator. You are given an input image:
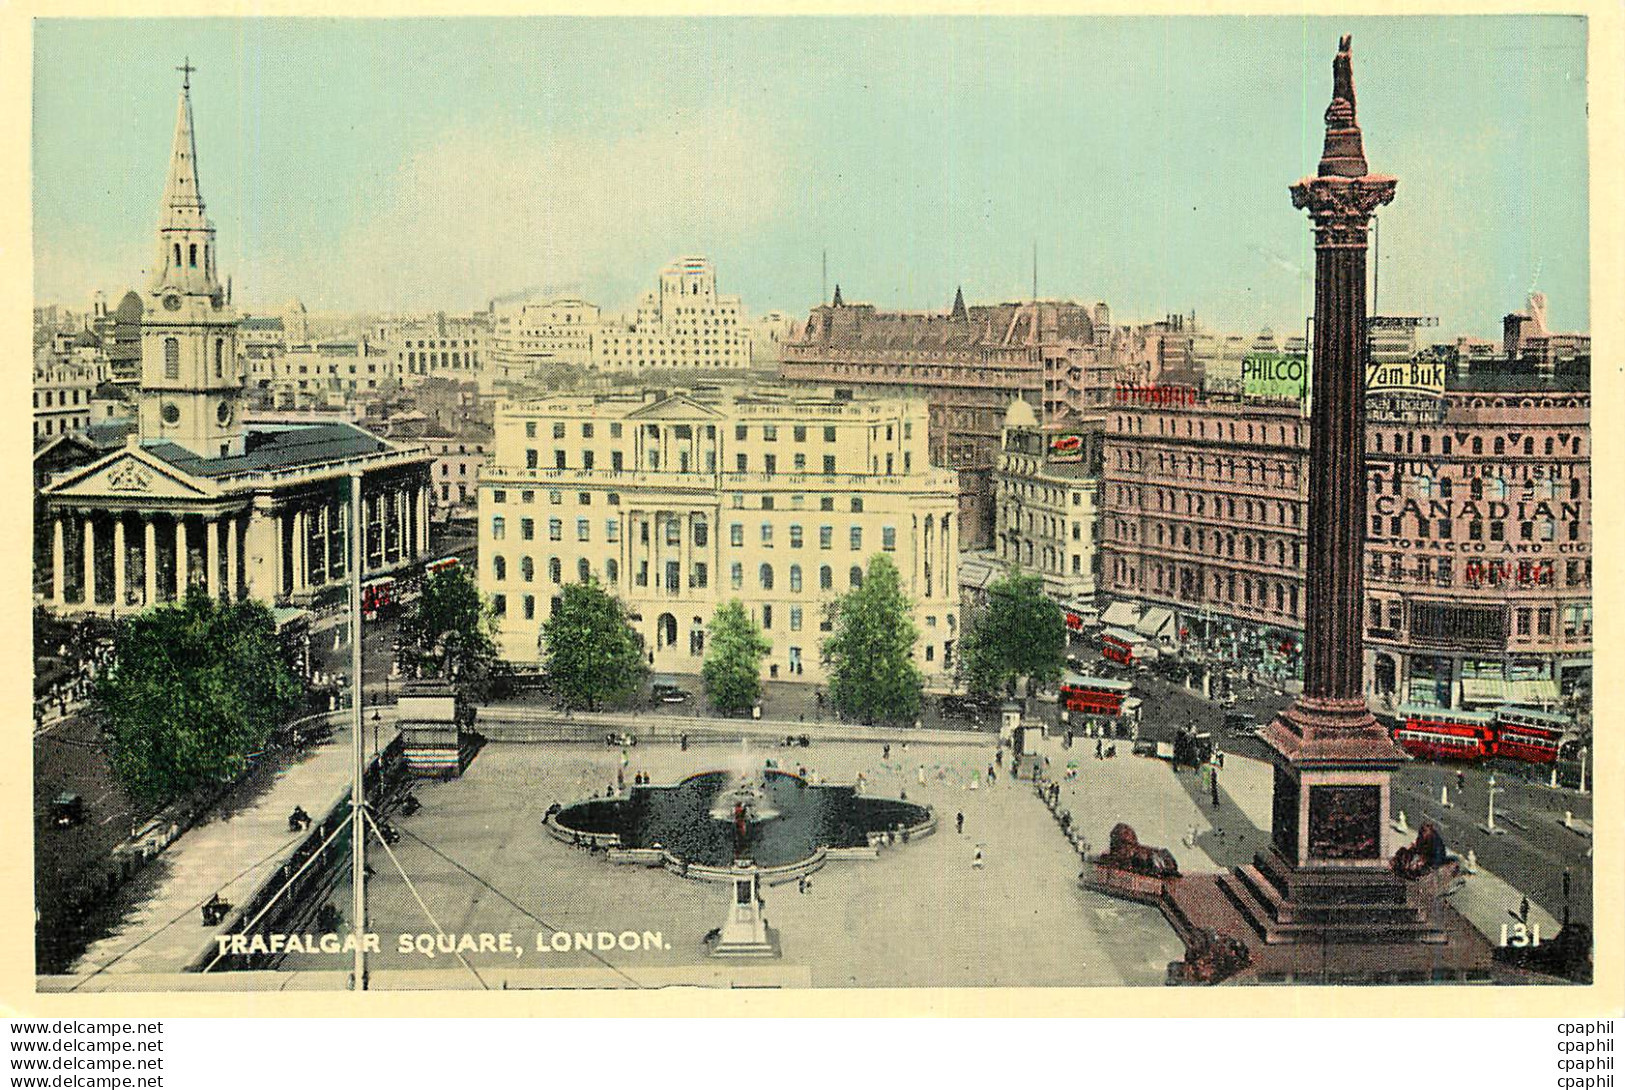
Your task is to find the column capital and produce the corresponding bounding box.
[1289,175,1396,247]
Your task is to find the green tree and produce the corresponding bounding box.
[702,599,771,715]
[540,579,647,710]
[957,568,1068,697]
[822,554,923,725]
[398,566,499,703]
[93,593,303,805]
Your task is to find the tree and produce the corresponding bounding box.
[702,599,771,715]
[398,566,499,703]
[93,593,303,805]
[957,568,1068,697]
[540,579,647,710]
[822,554,923,725]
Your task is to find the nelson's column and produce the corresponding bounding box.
[1222,37,1451,952]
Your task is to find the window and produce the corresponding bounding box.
[850,566,864,588]
[553,422,566,439]
[549,491,562,505]
[693,563,708,588]
[794,453,807,471]
[523,595,536,620]
[731,563,743,590]
[790,606,803,631]
[790,565,803,592]
[851,497,864,513]
[542,518,556,541]
[823,454,836,474]
[824,426,836,442]
[548,557,561,583]
[520,556,535,583]
[164,338,180,380]
[819,564,833,590]
[820,525,833,549]
[555,450,567,469]
[820,497,835,512]
[526,449,539,469]
[850,527,863,550]
[882,526,896,551]
[794,426,807,442]
[577,518,591,542]
[735,425,747,441]
[763,426,778,442]
[790,524,803,549]
[759,563,774,590]
[761,523,774,546]
[579,558,591,583]
[737,453,748,472]
[582,423,594,439]
[762,604,773,630]
[666,519,681,547]
[526,422,537,439]
[731,523,744,546]
[606,519,619,543]
[491,516,506,540]
[492,594,506,616]
[694,520,708,547]
[492,555,507,580]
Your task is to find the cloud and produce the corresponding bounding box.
[253,107,789,313]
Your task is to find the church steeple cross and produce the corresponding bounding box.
[177,57,196,91]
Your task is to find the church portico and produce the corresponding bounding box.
[35,65,435,619]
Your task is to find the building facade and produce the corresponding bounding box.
[780,289,1112,547]
[477,387,960,683]
[991,399,1102,605]
[1098,367,1591,709]
[37,72,435,615]
[426,435,489,520]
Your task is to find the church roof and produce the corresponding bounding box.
[144,422,396,478]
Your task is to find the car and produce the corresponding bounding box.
[49,792,85,828]
[651,683,691,705]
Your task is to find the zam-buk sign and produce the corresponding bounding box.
[1240,353,1446,405]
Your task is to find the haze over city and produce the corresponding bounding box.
[34,16,1587,335]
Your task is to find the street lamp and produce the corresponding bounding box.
[371,709,381,763]
[1484,773,1501,834]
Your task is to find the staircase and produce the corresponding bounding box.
[1217,848,1450,946]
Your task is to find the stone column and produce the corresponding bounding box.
[206,516,220,598]
[419,484,430,558]
[112,515,127,607]
[272,511,286,598]
[144,517,158,606]
[82,514,97,607]
[293,508,307,591]
[226,514,239,601]
[398,486,409,561]
[51,516,64,605]
[174,517,188,598]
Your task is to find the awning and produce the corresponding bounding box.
[1102,627,1148,645]
[1101,602,1140,628]
[1460,677,1561,708]
[1136,607,1175,638]
[958,560,1002,592]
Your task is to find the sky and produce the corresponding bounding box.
[33,16,1590,337]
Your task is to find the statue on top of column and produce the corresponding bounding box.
[1331,34,1356,116]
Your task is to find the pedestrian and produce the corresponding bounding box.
[883,743,890,760]
[972,846,984,870]
[1457,770,1466,792]
[1095,739,1103,760]
[956,812,964,835]
[1519,896,1530,924]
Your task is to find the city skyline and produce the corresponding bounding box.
[34,16,1588,336]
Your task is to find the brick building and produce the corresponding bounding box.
[780,288,1114,547]
[1099,363,1591,710]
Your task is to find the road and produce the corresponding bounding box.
[1120,663,1594,925]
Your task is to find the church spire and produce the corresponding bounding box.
[950,285,967,321]
[150,60,218,296]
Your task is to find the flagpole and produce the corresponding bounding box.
[350,471,366,991]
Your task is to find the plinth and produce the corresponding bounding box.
[705,863,782,959]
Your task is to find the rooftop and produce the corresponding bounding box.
[143,422,398,478]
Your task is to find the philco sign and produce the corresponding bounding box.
[1241,354,1308,402]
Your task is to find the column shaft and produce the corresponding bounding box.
[225,515,239,601]
[144,518,157,606]
[175,517,189,597]
[112,516,127,607]
[51,516,65,605]
[83,515,97,606]
[206,517,220,598]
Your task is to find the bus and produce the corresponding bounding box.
[1391,705,1496,762]
[1492,705,1572,765]
[361,576,397,620]
[1101,627,1147,666]
[1059,674,1134,716]
[426,556,461,577]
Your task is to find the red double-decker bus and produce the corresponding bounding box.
[1101,627,1142,665]
[1492,705,1571,765]
[361,576,397,620]
[1059,674,1134,716]
[1391,705,1496,762]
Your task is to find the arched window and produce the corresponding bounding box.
[789,564,802,592]
[188,243,197,268]
[520,556,534,582]
[164,337,180,380]
[606,558,619,583]
[819,565,833,590]
[547,557,560,583]
[173,243,182,267]
[850,566,863,588]
[214,339,224,378]
[578,558,591,583]
[759,563,774,590]
[1494,437,1505,455]
[492,556,506,581]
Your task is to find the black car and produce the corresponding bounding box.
[651,683,691,705]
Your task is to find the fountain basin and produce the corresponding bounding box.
[553,769,931,869]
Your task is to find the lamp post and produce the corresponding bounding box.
[371,709,381,764]
[1485,773,1500,833]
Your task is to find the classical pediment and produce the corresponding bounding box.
[42,447,217,502]
[624,393,724,421]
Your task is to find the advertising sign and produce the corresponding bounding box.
[1048,433,1085,462]
[1241,353,1309,402]
[1366,356,1446,397]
